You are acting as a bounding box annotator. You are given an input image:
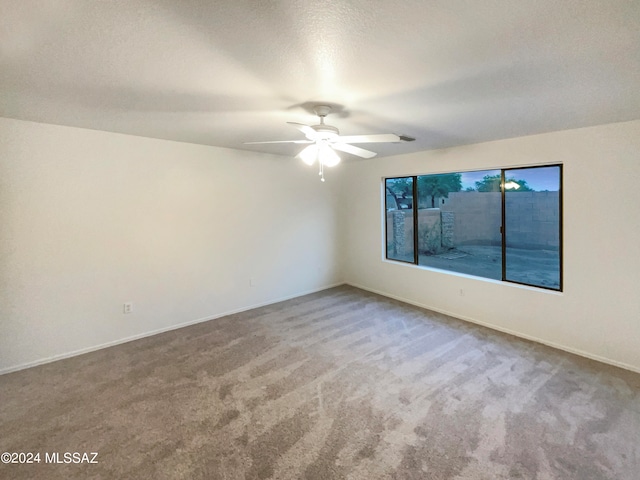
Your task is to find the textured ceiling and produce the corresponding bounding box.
[1,0,639,159]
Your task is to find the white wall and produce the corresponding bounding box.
[342,120,640,372]
[3,117,639,374]
[0,117,343,373]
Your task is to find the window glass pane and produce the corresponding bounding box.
[504,166,561,289]
[385,177,415,262]
[417,170,502,280]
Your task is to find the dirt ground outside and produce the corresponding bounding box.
[391,245,560,289]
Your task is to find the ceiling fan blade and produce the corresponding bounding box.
[336,133,400,144]
[287,122,317,140]
[244,139,313,144]
[331,143,377,159]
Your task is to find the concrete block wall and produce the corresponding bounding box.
[443,192,502,246]
[418,209,442,254]
[443,191,559,249]
[505,191,560,249]
[386,191,560,256]
[386,208,451,257]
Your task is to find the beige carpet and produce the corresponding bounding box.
[1,285,639,479]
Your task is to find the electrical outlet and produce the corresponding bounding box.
[249,278,257,287]
[459,289,465,297]
[123,302,133,314]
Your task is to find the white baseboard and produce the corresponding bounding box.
[346,282,640,374]
[0,282,346,376]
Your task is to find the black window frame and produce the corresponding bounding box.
[384,177,418,264]
[384,164,563,291]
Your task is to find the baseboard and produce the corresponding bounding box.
[346,282,640,374]
[0,282,346,376]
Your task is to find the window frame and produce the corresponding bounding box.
[384,164,563,291]
[384,176,418,264]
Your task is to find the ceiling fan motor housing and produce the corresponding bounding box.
[311,105,340,139]
[312,123,339,140]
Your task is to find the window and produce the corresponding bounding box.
[503,166,562,289]
[385,177,415,263]
[384,165,562,290]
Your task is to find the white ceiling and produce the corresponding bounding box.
[1,0,639,159]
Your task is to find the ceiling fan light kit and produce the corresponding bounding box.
[245,105,403,181]
[298,142,340,166]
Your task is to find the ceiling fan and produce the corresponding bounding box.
[245,105,402,181]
